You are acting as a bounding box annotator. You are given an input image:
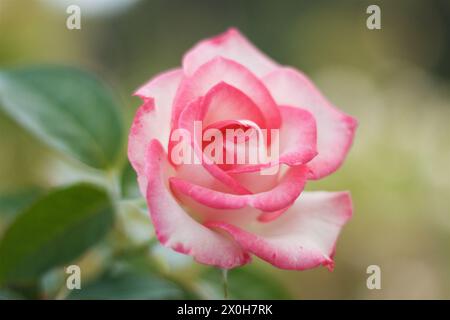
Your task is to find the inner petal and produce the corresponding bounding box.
[201,82,266,129]
[202,119,264,171]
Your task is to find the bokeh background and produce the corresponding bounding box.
[1,0,449,299]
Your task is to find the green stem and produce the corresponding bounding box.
[222,269,228,300]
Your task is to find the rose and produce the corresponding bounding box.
[128,28,357,270]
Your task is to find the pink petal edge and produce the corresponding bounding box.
[170,165,309,212]
[205,191,353,271]
[145,139,251,269]
[262,67,357,180]
[183,27,279,77]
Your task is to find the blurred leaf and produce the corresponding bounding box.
[120,162,140,199]
[112,243,201,299]
[0,183,114,285]
[0,188,41,219]
[0,66,124,169]
[203,267,292,299]
[0,288,23,300]
[67,265,188,300]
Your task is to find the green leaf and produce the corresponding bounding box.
[72,246,201,300]
[202,266,292,299]
[0,66,124,169]
[0,188,41,219]
[67,266,187,300]
[0,183,114,285]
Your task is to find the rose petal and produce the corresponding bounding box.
[262,68,357,179]
[173,56,281,131]
[257,206,290,223]
[145,139,250,269]
[129,69,183,195]
[202,82,266,129]
[171,188,265,227]
[205,191,353,270]
[175,83,279,194]
[229,170,280,194]
[170,165,308,212]
[133,68,183,148]
[183,27,279,77]
[226,105,318,174]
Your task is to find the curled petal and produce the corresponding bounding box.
[176,83,272,194]
[145,139,250,269]
[170,165,309,212]
[173,56,281,131]
[262,68,357,180]
[202,82,266,129]
[205,191,353,270]
[227,105,318,174]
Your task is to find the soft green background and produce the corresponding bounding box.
[0,0,449,299]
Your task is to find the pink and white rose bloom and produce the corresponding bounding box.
[128,28,357,270]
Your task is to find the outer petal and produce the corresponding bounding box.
[170,165,309,212]
[132,69,183,150]
[262,68,357,180]
[172,57,281,131]
[145,139,250,268]
[128,69,183,195]
[183,28,279,77]
[205,191,353,270]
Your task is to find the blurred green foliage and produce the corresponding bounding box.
[0,66,124,169]
[0,0,449,299]
[0,183,114,285]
